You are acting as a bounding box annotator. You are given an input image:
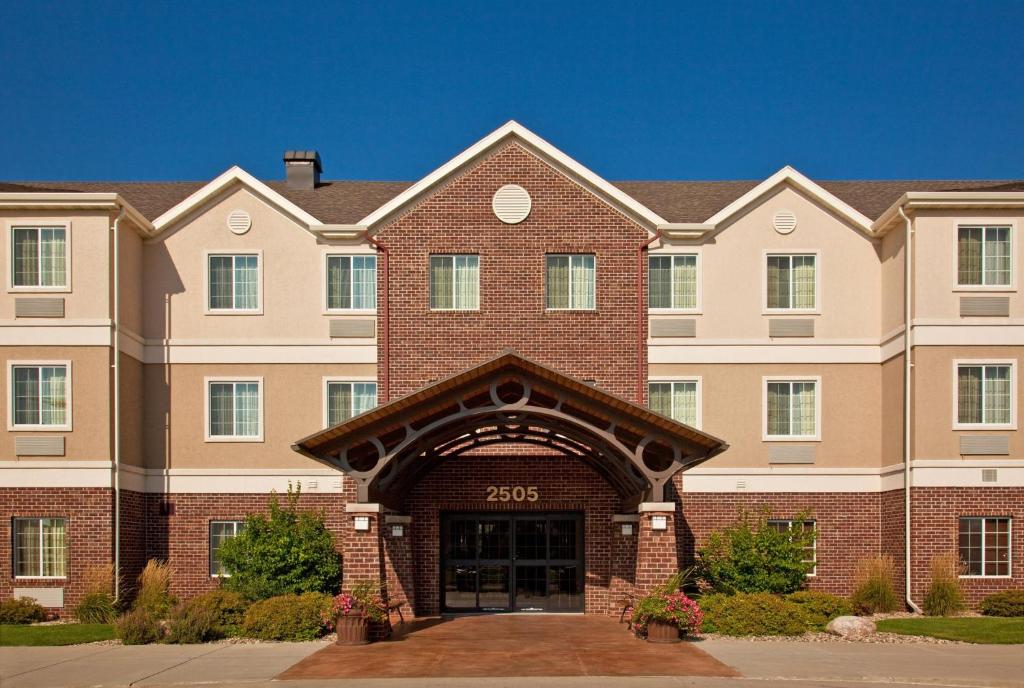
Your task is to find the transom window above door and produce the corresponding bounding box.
[11,226,67,289]
[430,255,479,310]
[326,255,376,310]
[766,254,816,311]
[649,255,698,310]
[958,226,1011,287]
[956,362,1014,428]
[546,254,595,310]
[208,254,260,312]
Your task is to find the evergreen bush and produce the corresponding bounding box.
[0,597,47,624]
[240,592,333,641]
[980,590,1024,617]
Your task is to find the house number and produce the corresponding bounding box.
[486,485,539,502]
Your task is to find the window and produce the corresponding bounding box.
[209,520,245,577]
[767,519,817,575]
[648,380,700,427]
[326,255,376,310]
[429,255,479,310]
[649,255,698,310]
[958,226,1011,287]
[208,254,259,311]
[959,517,1011,577]
[206,379,262,441]
[546,254,595,310]
[11,226,67,289]
[325,381,378,426]
[957,363,1013,427]
[13,517,66,578]
[766,254,816,310]
[10,363,69,429]
[765,378,819,439]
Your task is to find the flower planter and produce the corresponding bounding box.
[335,611,370,645]
[645,619,682,644]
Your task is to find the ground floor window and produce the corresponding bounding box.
[209,520,245,576]
[13,517,67,578]
[959,517,1011,577]
[766,519,817,575]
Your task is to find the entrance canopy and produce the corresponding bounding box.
[293,351,728,511]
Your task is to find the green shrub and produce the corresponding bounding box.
[240,592,332,641]
[923,553,965,617]
[697,508,816,594]
[849,556,900,614]
[699,592,806,636]
[786,591,852,630]
[980,590,1024,617]
[0,597,47,624]
[115,607,162,645]
[166,590,249,643]
[134,560,175,618]
[218,488,341,600]
[75,592,117,624]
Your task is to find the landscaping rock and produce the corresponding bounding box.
[826,616,876,640]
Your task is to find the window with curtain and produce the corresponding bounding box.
[648,381,699,426]
[546,254,595,310]
[958,226,1011,286]
[326,255,376,310]
[12,364,68,427]
[957,364,1012,425]
[649,255,698,310]
[208,381,261,438]
[429,255,479,310]
[959,517,1011,577]
[766,380,817,437]
[209,520,245,576]
[12,227,67,288]
[767,519,817,574]
[14,517,67,578]
[766,254,816,309]
[326,381,378,425]
[208,254,259,311]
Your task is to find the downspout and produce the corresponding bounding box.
[111,207,126,602]
[363,232,389,402]
[636,231,663,403]
[898,205,921,613]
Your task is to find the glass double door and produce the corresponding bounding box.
[442,512,584,612]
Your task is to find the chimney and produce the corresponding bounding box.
[283,150,322,190]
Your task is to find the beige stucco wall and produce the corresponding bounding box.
[118,223,145,336]
[879,228,906,336]
[880,354,905,464]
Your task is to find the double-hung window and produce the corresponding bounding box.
[13,517,67,578]
[648,380,700,427]
[206,379,262,441]
[429,255,479,310]
[766,254,816,310]
[958,226,1011,287]
[10,363,70,429]
[209,520,245,577]
[326,255,376,310]
[956,363,1013,428]
[325,381,378,426]
[959,517,1011,577]
[767,519,817,575]
[208,254,260,312]
[649,255,698,310]
[11,226,67,289]
[765,378,819,439]
[546,254,595,310]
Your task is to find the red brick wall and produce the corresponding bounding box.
[880,488,907,599]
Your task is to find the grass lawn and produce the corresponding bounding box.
[876,617,1024,644]
[0,624,115,646]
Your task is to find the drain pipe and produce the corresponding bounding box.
[363,231,389,402]
[636,231,663,404]
[111,206,126,602]
[898,205,921,614]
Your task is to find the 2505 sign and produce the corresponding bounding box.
[485,485,539,502]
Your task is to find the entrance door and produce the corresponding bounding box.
[441,512,584,613]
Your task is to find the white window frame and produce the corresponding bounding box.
[762,375,822,441]
[545,253,597,311]
[322,376,378,427]
[952,359,1017,430]
[13,517,67,580]
[954,222,1016,292]
[7,221,72,293]
[429,254,480,312]
[204,376,264,442]
[647,376,702,428]
[767,518,817,576]
[322,252,377,314]
[958,516,1012,579]
[762,250,820,314]
[204,250,263,315]
[7,360,72,431]
[647,249,702,313]
[209,519,245,577]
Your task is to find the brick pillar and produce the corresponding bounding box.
[609,515,639,616]
[635,502,679,592]
[341,504,389,639]
[383,515,416,620]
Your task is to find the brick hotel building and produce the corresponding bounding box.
[1,122,1022,615]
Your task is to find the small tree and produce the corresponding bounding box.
[218,487,341,600]
[697,508,815,594]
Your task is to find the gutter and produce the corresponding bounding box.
[111,207,126,602]
[637,231,663,403]
[362,232,390,403]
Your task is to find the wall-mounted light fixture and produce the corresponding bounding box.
[620,523,634,536]
[353,515,371,532]
[391,524,405,537]
[650,515,668,531]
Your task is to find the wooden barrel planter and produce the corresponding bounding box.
[335,610,370,645]
[645,620,681,644]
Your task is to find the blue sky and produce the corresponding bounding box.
[2,1,1022,182]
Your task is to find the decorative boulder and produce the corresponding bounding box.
[826,616,876,640]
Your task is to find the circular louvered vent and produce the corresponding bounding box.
[227,209,252,235]
[772,210,797,234]
[492,184,531,224]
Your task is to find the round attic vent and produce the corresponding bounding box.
[772,209,797,234]
[227,209,252,235]
[492,184,532,224]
